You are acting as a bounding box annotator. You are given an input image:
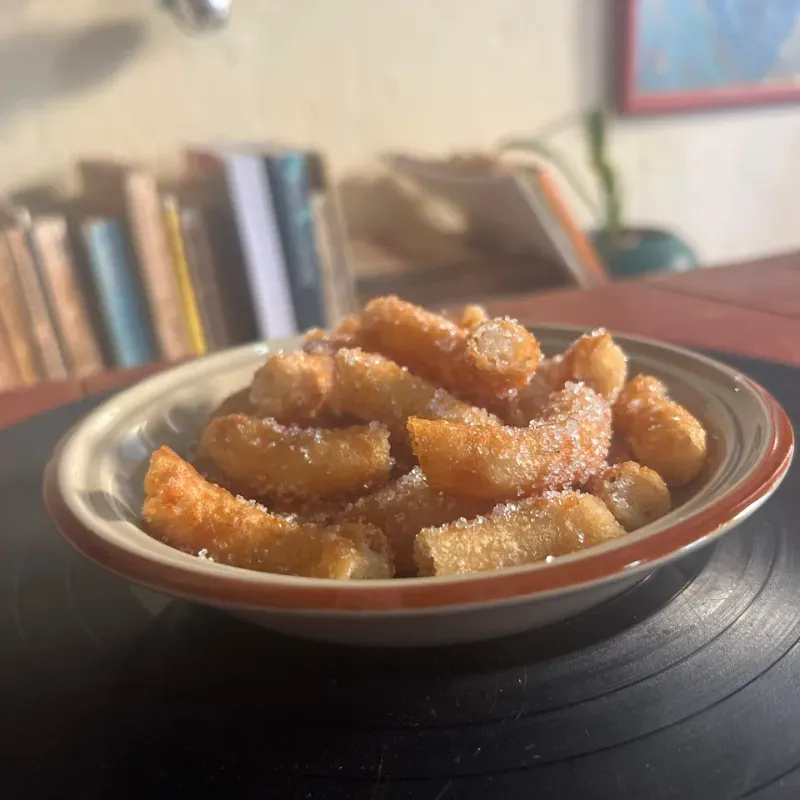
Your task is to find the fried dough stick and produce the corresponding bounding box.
[504,330,627,426]
[250,352,333,423]
[408,383,611,502]
[360,296,540,398]
[414,491,626,577]
[331,348,499,441]
[342,466,494,576]
[303,314,362,356]
[465,318,542,394]
[556,329,628,401]
[458,304,489,330]
[143,446,393,579]
[587,461,671,531]
[409,382,611,501]
[614,375,707,487]
[200,414,392,498]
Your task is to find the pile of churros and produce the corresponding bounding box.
[142,296,708,581]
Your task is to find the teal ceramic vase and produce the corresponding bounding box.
[590,228,698,279]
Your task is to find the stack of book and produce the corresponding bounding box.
[0,145,356,392]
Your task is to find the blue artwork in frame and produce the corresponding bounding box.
[619,0,800,114]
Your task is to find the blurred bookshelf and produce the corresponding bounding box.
[0,148,607,399]
[0,144,358,395]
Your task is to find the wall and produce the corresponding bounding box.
[1,0,800,266]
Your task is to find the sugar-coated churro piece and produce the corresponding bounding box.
[587,461,671,531]
[331,348,499,440]
[414,490,626,577]
[342,466,493,576]
[496,357,562,425]
[409,382,611,500]
[361,295,544,402]
[464,318,542,394]
[458,304,489,330]
[303,314,362,356]
[555,330,628,401]
[360,295,469,386]
[200,414,393,498]
[250,352,333,423]
[613,375,667,431]
[143,446,393,579]
[614,375,707,487]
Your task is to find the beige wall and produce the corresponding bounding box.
[2,0,800,265]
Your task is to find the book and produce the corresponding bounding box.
[123,169,193,361]
[4,226,69,381]
[311,192,358,326]
[29,216,104,377]
[162,195,207,357]
[263,149,326,330]
[188,146,297,339]
[81,218,155,369]
[385,154,606,289]
[79,160,192,362]
[0,236,39,385]
[0,316,22,391]
[533,170,608,285]
[178,205,231,351]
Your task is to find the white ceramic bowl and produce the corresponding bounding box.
[43,327,793,647]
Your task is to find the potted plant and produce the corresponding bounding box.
[498,107,698,278]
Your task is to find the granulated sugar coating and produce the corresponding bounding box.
[331,348,499,440]
[360,296,544,407]
[142,296,711,582]
[250,351,333,422]
[142,446,393,579]
[557,329,628,401]
[199,413,393,498]
[587,461,671,531]
[414,490,626,576]
[614,374,707,487]
[342,467,493,576]
[408,382,612,501]
[464,318,541,393]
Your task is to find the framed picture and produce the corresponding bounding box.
[618,0,800,115]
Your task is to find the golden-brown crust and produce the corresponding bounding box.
[142,446,393,578]
[587,461,671,531]
[414,490,626,577]
[614,375,707,487]
[408,382,611,500]
[464,318,542,394]
[331,347,499,440]
[559,330,628,400]
[250,352,333,423]
[341,466,493,576]
[199,414,393,498]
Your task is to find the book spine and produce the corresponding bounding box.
[4,227,69,381]
[534,171,608,287]
[265,152,326,330]
[82,219,154,369]
[178,206,231,351]
[124,171,192,361]
[224,155,298,339]
[0,316,22,391]
[163,196,207,357]
[0,237,40,384]
[31,217,104,378]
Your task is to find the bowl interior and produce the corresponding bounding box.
[50,326,778,599]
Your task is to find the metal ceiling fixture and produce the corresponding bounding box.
[161,0,232,33]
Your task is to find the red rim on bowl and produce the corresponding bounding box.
[43,373,793,613]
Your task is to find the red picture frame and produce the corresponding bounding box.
[617,0,800,116]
